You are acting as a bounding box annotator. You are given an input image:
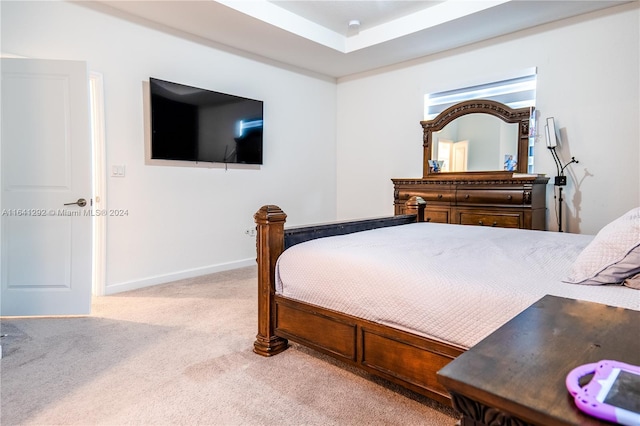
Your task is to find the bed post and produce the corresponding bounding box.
[405,196,426,222]
[253,205,289,356]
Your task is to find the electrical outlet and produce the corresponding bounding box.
[244,228,256,237]
[554,175,567,186]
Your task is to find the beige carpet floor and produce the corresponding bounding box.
[1,266,457,425]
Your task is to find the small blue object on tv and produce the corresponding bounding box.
[149,77,263,165]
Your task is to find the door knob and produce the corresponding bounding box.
[64,198,87,207]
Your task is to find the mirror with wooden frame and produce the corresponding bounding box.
[421,99,532,177]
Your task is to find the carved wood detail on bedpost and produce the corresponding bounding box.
[253,205,289,356]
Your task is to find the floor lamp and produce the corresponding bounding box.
[546,117,578,232]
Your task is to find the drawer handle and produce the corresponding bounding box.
[465,194,470,199]
[437,194,443,199]
[426,217,432,222]
[507,195,513,200]
[478,220,498,227]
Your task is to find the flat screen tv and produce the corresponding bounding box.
[149,78,263,165]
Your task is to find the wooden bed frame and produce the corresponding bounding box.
[253,196,466,405]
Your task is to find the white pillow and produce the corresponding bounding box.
[565,207,640,285]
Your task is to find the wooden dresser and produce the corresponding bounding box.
[398,99,549,230]
[392,173,549,230]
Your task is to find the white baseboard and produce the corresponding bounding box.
[104,258,256,295]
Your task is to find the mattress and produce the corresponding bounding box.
[275,222,639,349]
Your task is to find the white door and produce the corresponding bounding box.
[437,140,452,172]
[452,140,468,172]
[1,58,92,316]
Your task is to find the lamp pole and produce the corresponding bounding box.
[558,186,564,232]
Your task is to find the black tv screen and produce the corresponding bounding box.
[149,78,263,164]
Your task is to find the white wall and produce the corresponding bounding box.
[336,3,640,235]
[2,1,338,293]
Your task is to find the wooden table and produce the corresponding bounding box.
[437,295,640,426]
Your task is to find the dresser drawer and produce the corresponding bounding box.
[458,212,522,228]
[422,209,449,223]
[417,190,453,203]
[455,189,524,205]
[397,187,453,203]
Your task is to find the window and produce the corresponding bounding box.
[424,69,537,120]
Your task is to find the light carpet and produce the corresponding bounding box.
[1,266,457,425]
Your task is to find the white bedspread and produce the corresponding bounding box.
[275,223,640,349]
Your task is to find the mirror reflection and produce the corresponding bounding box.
[431,114,519,172]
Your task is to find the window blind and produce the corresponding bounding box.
[424,72,537,120]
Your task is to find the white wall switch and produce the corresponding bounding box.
[111,165,126,177]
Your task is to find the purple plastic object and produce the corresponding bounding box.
[566,360,640,425]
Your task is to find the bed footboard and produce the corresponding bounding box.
[252,197,465,404]
[253,197,425,356]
